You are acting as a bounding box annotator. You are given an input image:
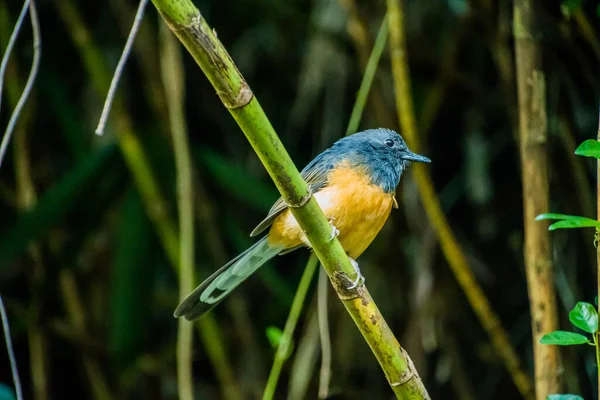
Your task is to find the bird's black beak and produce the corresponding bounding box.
[402,150,431,163]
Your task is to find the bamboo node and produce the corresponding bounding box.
[390,348,416,386]
[285,188,312,208]
[217,84,254,110]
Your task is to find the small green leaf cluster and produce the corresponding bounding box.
[540,302,597,346]
[536,139,600,400]
[540,302,594,399]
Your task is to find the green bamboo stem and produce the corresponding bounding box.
[317,268,331,399]
[159,24,195,400]
[264,12,392,397]
[53,2,239,398]
[263,254,319,400]
[386,0,533,399]
[151,1,429,398]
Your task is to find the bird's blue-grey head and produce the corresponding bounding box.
[334,128,431,193]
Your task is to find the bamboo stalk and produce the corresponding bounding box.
[386,0,534,398]
[514,1,562,398]
[151,1,429,397]
[264,13,390,395]
[159,24,194,400]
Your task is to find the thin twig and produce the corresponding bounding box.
[0,0,40,170]
[95,0,148,136]
[0,295,23,400]
[0,0,29,117]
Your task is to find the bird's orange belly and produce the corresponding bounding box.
[267,166,395,259]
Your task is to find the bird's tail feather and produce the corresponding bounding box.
[173,237,284,320]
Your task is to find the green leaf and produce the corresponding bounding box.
[266,326,284,348]
[575,139,600,159]
[536,214,600,230]
[549,220,600,230]
[109,189,154,371]
[569,302,599,333]
[548,218,600,230]
[539,331,590,346]
[536,213,584,221]
[547,395,584,400]
[596,296,598,306]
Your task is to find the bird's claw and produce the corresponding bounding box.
[346,258,364,289]
[328,219,339,241]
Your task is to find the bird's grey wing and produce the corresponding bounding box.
[249,157,333,237]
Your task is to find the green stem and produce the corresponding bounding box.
[594,331,600,395]
[596,105,600,397]
[151,1,429,397]
[345,14,388,136]
[263,13,390,395]
[160,24,195,400]
[317,268,331,399]
[263,254,319,400]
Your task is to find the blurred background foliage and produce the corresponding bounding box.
[1,0,600,399]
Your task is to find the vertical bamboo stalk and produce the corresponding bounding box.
[160,24,195,400]
[386,0,534,398]
[514,1,562,398]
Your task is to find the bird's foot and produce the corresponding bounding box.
[346,257,365,289]
[328,218,340,242]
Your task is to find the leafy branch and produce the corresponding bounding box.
[537,138,600,400]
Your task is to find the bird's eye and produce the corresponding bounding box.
[384,139,394,147]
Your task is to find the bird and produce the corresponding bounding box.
[174,128,431,320]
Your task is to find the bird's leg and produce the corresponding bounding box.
[327,217,339,241]
[346,257,365,289]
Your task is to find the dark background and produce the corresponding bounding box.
[1,0,599,399]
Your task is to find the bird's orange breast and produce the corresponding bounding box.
[267,161,395,259]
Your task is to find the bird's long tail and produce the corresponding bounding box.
[174,237,284,320]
